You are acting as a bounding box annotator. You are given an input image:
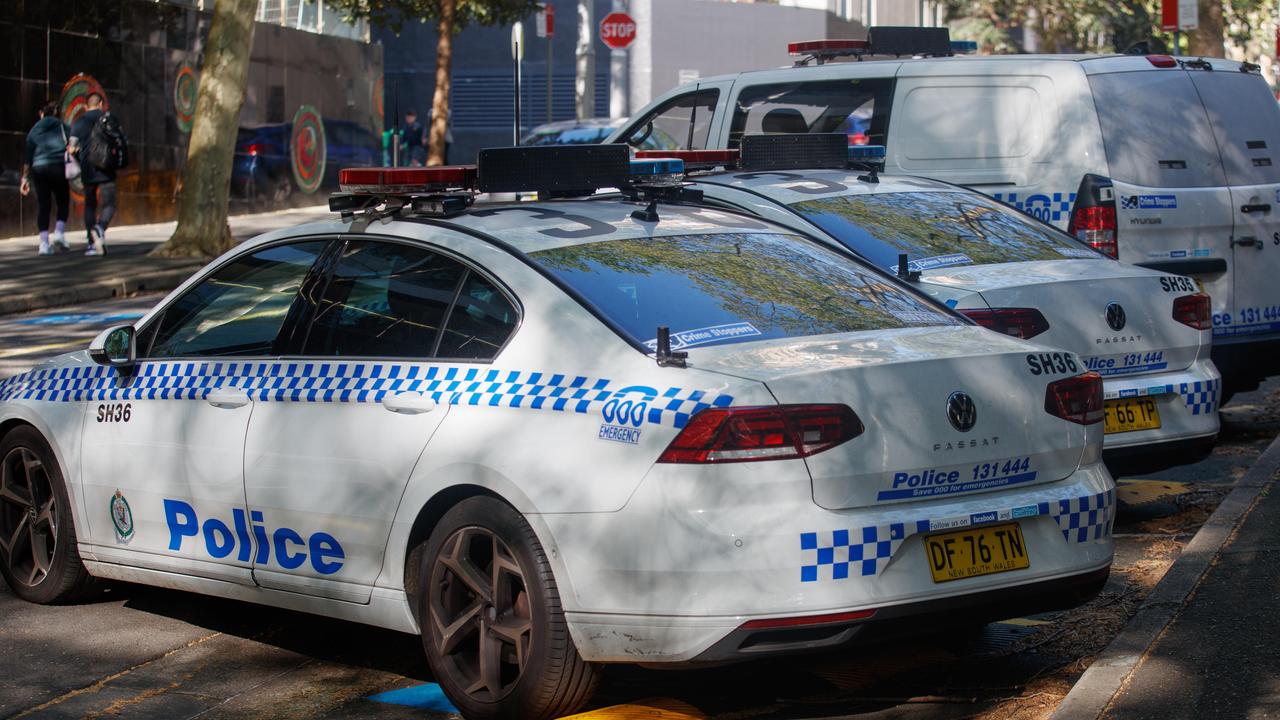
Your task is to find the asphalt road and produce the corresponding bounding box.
[1,295,1277,720]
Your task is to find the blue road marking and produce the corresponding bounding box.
[15,312,145,326]
[367,683,459,713]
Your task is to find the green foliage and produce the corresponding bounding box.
[322,0,540,34]
[941,0,1269,55]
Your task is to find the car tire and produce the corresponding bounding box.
[0,426,96,604]
[417,496,600,720]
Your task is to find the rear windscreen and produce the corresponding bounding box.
[791,191,1102,271]
[528,232,960,351]
[1088,71,1227,188]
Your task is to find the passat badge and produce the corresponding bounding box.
[1105,302,1126,332]
[110,489,133,540]
[946,391,977,432]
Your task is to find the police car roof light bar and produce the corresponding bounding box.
[478,144,630,195]
[635,149,740,171]
[338,166,478,195]
[787,39,870,66]
[949,40,978,54]
[740,133,849,172]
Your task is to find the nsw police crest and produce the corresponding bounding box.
[110,490,134,540]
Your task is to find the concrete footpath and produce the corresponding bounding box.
[1054,434,1280,719]
[0,205,329,316]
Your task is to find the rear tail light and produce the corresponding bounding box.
[657,405,864,464]
[1173,292,1212,330]
[1045,373,1104,425]
[246,143,261,157]
[959,307,1051,339]
[1068,205,1118,258]
[1147,54,1178,68]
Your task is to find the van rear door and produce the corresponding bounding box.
[1086,68,1236,329]
[1187,68,1280,341]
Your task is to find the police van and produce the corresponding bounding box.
[0,146,1114,719]
[611,28,1280,394]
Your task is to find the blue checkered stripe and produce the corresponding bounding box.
[992,191,1076,223]
[0,362,732,429]
[1178,378,1220,416]
[1049,490,1116,543]
[800,489,1115,582]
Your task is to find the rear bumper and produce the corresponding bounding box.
[551,460,1115,663]
[689,564,1109,663]
[1100,358,1221,451]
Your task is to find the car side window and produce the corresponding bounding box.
[622,90,719,151]
[303,240,467,358]
[146,241,328,358]
[436,272,519,360]
[728,78,895,149]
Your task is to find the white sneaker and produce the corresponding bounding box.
[53,230,69,252]
[38,241,52,256]
[85,244,101,256]
[86,227,106,256]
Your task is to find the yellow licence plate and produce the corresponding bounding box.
[924,523,1030,583]
[1104,397,1162,434]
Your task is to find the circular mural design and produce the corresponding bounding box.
[372,77,384,125]
[173,62,198,134]
[290,105,327,195]
[59,74,108,197]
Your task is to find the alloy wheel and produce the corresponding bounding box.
[428,526,534,702]
[0,446,58,588]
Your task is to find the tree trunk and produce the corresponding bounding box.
[1188,0,1224,57]
[427,0,456,167]
[153,0,257,258]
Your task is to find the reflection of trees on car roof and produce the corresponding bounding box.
[793,192,1083,267]
[531,233,956,345]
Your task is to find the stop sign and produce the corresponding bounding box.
[599,12,636,50]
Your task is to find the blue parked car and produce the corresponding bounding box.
[233,120,379,205]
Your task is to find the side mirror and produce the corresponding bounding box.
[89,325,137,367]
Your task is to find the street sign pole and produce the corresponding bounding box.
[537,3,554,124]
[513,22,524,144]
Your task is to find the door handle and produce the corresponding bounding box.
[1231,236,1265,249]
[1241,203,1271,213]
[381,391,437,415]
[205,388,251,409]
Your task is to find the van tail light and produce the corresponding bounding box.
[1147,54,1178,68]
[1045,373,1104,425]
[246,143,262,157]
[1068,173,1119,259]
[959,307,1051,339]
[1068,206,1117,258]
[657,405,864,464]
[1173,292,1212,330]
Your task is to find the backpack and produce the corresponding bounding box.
[87,112,129,170]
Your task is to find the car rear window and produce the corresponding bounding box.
[527,232,959,352]
[791,191,1102,271]
[1088,71,1227,188]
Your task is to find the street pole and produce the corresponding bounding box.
[513,22,524,144]
[575,0,595,120]
[608,0,628,119]
[547,30,553,124]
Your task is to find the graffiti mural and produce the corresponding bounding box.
[290,105,327,195]
[174,63,199,134]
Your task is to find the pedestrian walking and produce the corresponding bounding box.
[69,93,128,256]
[403,109,427,167]
[19,101,73,255]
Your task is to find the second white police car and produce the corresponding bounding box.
[638,136,1220,471]
[0,146,1113,720]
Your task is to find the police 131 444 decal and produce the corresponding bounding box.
[881,456,1036,501]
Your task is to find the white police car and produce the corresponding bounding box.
[644,137,1220,471]
[0,146,1114,720]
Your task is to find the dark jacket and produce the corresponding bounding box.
[71,109,117,184]
[25,116,70,170]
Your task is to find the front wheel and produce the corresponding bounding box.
[0,426,95,603]
[418,496,600,720]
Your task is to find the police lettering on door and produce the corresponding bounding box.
[164,499,345,574]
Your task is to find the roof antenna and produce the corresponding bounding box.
[897,253,921,281]
[857,163,879,184]
[655,326,688,368]
[631,199,659,222]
